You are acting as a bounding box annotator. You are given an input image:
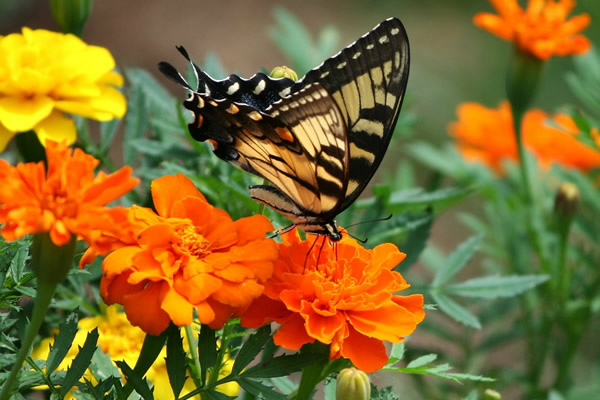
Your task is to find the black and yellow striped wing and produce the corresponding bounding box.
[159,17,409,237]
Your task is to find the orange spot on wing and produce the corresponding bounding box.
[275,127,294,143]
[207,139,218,150]
[197,114,204,128]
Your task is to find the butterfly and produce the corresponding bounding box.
[159,17,409,241]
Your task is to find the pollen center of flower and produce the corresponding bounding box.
[176,224,211,257]
[42,190,78,219]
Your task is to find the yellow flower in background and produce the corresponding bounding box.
[0,28,126,151]
[32,306,239,399]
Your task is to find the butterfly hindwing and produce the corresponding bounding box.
[182,82,348,217]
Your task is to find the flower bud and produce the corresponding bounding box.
[31,233,77,285]
[506,47,544,113]
[270,66,298,81]
[554,182,580,219]
[336,368,371,400]
[484,389,502,399]
[50,0,93,36]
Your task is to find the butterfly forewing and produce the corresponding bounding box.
[293,17,409,210]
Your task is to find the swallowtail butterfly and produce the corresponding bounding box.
[159,17,409,241]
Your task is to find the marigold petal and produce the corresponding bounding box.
[273,314,315,350]
[233,215,274,246]
[195,301,216,325]
[205,299,236,329]
[99,71,125,86]
[151,174,207,217]
[240,295,290,328]
[33,110,77,147]
[174,272,222,304]
[473,13,515,40]
[304,310,346,344]
[82,166,138,206]
[123,282,171,335]
[347,304,418,342]
[0,95,54,132]
[211,279,264,308]
[161,286,194,326]
[101,270,143,305]
[393,294,426,324]
[340,326,388,373]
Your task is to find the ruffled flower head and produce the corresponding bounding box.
[0,140,138,246]
[449,101,600,174]
[99,174,278,335]
[0,28,126,151]
[241,230,425,373]
[474,0,590,60]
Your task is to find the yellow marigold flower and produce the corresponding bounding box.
[474,0,591,60]
[31,305,239,399]
[0,28,126,151]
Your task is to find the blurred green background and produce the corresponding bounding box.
[1,0,598,149]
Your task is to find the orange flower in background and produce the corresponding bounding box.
[0,28,126,151]
[474,0,590,60]
[0,140,138,246]
[241,230,425,373]
[99,174,278,335]
[450,101,600,173]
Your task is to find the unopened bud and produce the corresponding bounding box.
[336,368,370,400]
[50,0,93,36]
[484,389,502,399]
[270,66,298,81]
[554,182,580,219]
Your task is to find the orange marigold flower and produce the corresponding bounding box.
[474,0,591,60]
[240,231,425,373]
[0,140,138,246]
[99,174,278,336]
[449,101,600,173]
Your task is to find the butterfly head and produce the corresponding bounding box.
[322,221,343,242]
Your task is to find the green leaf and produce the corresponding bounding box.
[204,389,236,400]
[241,353,323,379]
[116,360,154,400]
[397,211,433,272]
[60,328,99,397]
[433,235,482,287]
[462,390,478,400]
[371,385,400,400]
[445,274,549,299]
[47,312,79,373]
[166,328,187,398]
[125,67,175,113]
[431,292,481,329]
[268,376,296,395]
[88,347,121,382]
[238,378,287,400]
[231,325,271,376]
[406,354,437,369]
[99,119,122,154]
[199,324,217,385]
[123,85,148,165]
[202,52,227,78]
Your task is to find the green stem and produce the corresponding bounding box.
[207,320,234,387]
[556,223,571,310]
[511,107,533,202]
[185,324,203,388]
[0,281,58,400]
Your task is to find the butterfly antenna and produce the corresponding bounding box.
[338,228,368,244]
[345,214,393,229]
